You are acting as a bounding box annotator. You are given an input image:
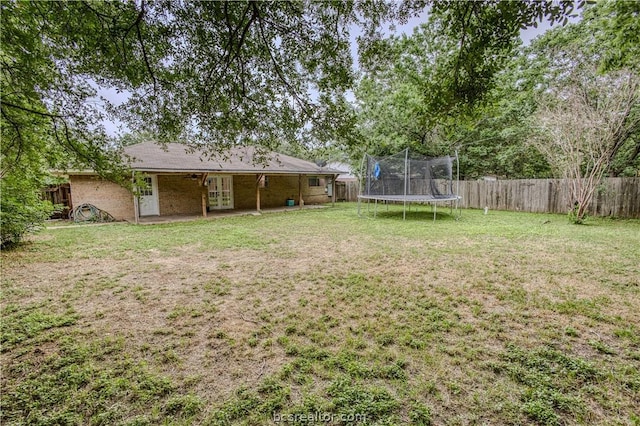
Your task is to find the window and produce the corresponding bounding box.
[140,177,153,196]
[308,176,321,187]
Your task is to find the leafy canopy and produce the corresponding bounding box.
[2,0,581,161]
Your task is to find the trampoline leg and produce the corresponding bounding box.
[403,201,406,220]
[357,198,361,217]
[433,203,437,222]
[374,199,378,218]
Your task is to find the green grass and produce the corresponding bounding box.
[2,204,639,425]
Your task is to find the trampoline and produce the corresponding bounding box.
[357,148,461,221]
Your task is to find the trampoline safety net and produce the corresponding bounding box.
[358,148,461,220]
[362,149,457,199]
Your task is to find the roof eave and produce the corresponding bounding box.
[130,167,339,175]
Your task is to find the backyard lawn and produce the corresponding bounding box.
[1,204,639,425]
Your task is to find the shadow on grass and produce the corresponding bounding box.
[359,204,460,222]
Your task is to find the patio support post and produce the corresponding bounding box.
[201,173,209,217]
[298,174,304,209]
[332,174,337,207]
[256,174,263,213]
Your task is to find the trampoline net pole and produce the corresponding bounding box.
[455,149,461,219]
[357,151,367,217]
[403,148,408,220]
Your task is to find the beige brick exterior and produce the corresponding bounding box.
[157,175,203,216]
[70,172,334,221]
[301,175,333,205]
[69,175,135,221]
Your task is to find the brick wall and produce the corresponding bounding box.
[69,175,134,221]
[302,175,333,205]
[232,174,259,209]
[157,175,203,216]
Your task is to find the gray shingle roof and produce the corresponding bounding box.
[123,142,339,175]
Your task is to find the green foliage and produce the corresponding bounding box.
[354,0,640,182]
[0,171,55,248]
[353,12,554,178]
[354,19,461,158]
[3,0,583,162]
[568,203,587,225]
[1,1,128,178]
[586,1,640,73]
[522,2,640,179]
[2,0,389,155]
[1,1,130,246]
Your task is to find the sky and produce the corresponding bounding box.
[378,8,561,43]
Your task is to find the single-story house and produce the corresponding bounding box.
[68,142,340,222]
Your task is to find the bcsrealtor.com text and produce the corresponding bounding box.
[273,412,366,423]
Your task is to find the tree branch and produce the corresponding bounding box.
[134,1,157,93]
[1,101,65,119]
[0,108,25,178]
[453,2,474,96]
[254,3,312,118]
[202,2,255,106]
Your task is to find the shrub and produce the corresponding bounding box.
[1,172,54,248]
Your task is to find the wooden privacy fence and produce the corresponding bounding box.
[336,180,360,202]
[456,178,640,218]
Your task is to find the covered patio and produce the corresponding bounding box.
[67,142,340,223]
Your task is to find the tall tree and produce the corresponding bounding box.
[531,68,639,223]
[353,15,550,178]
[519,1,640,175]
